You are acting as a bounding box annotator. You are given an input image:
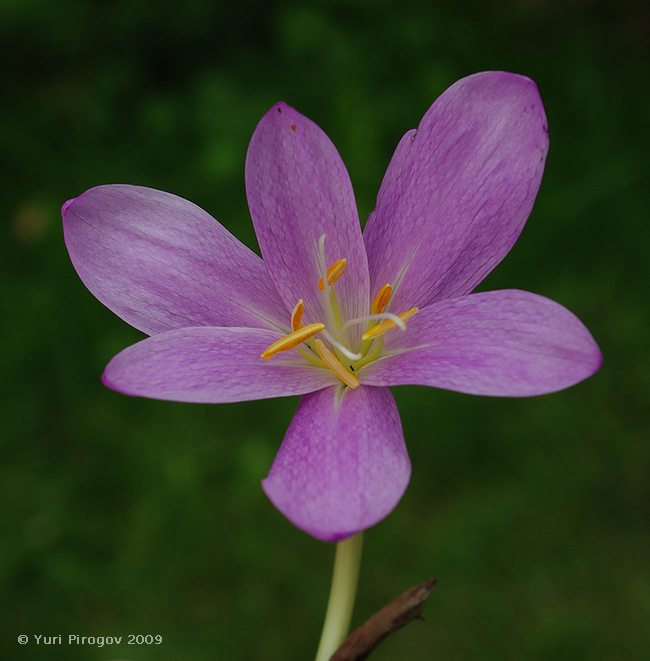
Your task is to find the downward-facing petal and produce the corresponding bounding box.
[63,185,288,335]
[262,385,410,541]
[364,71,549,312]
[103,327,338,403]
[246,103,369,341]
[360,290,601,397]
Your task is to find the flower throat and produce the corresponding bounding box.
[261,234,418,388]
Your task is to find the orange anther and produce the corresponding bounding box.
[361,307,419,341]
[291,299,304,331]
[317,258,347,291]
[370,283,393,314]
[261,323,325,360]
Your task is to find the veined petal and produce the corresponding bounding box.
[102,327,338,403]
[63,185,288,335]
[245,103,369,342]
[364,71,549,311]
[360,290,601,397]
[262,386,410,541]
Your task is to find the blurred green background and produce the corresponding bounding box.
[2,1,648,659]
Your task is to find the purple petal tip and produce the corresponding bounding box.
[101,361,139,398]
[100,366,124,395]
[481,70,538,88]
[261,387,410,542]
[267,101,299,120]
[61,197,76,218]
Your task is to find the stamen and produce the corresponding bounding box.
[291,299,304,331]
[318,258,347,291]
[361,307,419,341]
[370,283,392,314]
[342,312,408,333]
[261,323,325,360]
[314,339,359,389]
[315,233,344,340]
[322,329,362,361]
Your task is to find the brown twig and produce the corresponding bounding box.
[331,579,437,660]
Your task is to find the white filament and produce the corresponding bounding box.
[317,233,329,287]
[321,329,362,361]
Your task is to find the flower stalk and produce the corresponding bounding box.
[315,533,364,661]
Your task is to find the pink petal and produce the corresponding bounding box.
[63,185,288,335]
[245,103,369,346]
[262,386,410,541]
[364,71,549,311]
[360,290,601,397]
[102,326,338,403]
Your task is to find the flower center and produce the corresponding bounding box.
[260,235,418,388]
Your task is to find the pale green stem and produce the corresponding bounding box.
[314,534,364,661]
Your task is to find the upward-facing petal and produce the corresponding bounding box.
[63,185,288,335]
[246,103,369,342]
[262,385,410,542]
[364,71,549,312]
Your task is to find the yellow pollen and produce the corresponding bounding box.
[261,323,324,360]
[291,299,304,331]
[362,307,419,341]
[318,258,347,290]
[370,283,393,314]
[313,339,359,389]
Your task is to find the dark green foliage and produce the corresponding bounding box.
[1,1,648,659]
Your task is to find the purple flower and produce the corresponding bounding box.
[62,72,601,542]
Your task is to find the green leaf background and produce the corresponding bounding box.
[1,1,648,659]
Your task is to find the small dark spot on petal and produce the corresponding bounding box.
[290,123,297,132]
[277,106,282,113]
